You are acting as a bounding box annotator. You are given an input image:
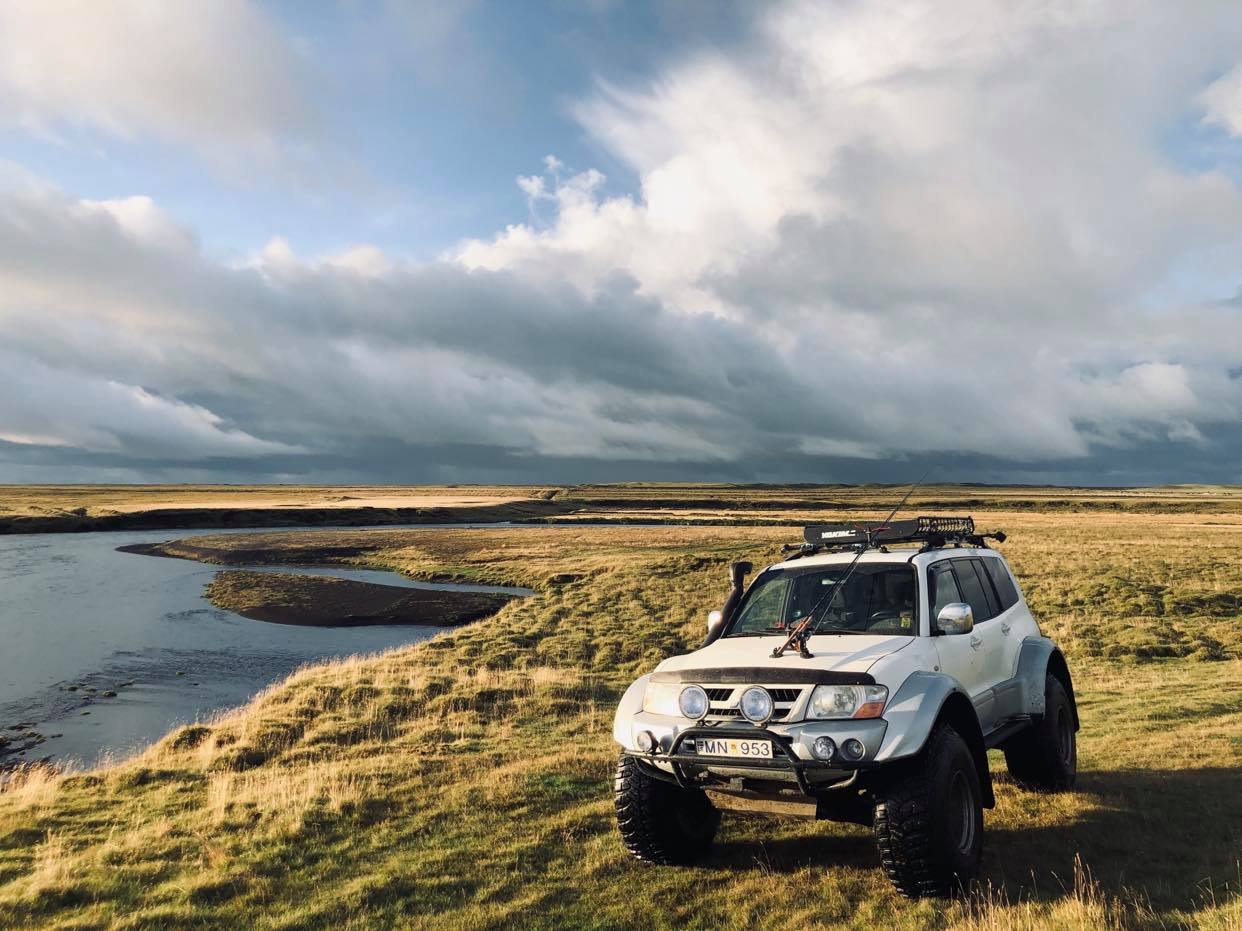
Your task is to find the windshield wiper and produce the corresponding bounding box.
[805,628,873,636]
[727,629,786,638]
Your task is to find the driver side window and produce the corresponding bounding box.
[929,563,962,623]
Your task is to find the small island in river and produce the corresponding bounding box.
[205,569,514,627]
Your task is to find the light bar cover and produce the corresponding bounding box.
[802,516,975,546]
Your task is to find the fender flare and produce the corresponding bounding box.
[874,671,995,808]
[612,674,650,749]
[1015,637,1080,730]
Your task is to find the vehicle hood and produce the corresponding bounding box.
[655,633,914,678]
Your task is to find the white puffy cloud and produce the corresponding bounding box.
[453,0,1242,472]
[1201,64,1242,136]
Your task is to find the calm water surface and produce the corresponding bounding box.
[0,525,533,770]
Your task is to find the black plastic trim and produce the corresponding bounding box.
[650,668,875,685]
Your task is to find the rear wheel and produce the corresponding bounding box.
[873,725,983,898]
[614,753,719,864]
[1004,674,1077,791]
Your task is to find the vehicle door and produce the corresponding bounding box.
[978,554,1028,719]
[928,560,989,712]
[948,557,1006,730]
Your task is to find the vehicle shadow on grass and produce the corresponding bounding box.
[698,766,1241,913]
[985,766,1241,911]
[704,820,877,873]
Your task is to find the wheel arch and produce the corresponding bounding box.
[1016,637,1079,731]
[873,671,994,808]
[1045,649,1079,731]
[935,690,995,809]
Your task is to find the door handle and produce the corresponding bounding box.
[1001,622,1011,635]
[969,635,982,650]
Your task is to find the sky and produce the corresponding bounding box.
[2,0,1242,487]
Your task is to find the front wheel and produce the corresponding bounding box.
[873,725,983,898]
[1004,674,1077,791]
[613,753,719,864]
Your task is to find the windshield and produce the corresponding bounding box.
[726,564,917,637]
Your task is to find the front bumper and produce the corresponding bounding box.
[622,717,888,795]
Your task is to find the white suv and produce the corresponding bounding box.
[612,517,1078,898]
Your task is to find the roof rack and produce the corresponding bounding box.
[782,516,1005,557]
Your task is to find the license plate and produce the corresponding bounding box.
[694,738,773,759]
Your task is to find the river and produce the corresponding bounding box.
[0,524,533,771]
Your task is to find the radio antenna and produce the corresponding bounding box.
[771,468,931,659]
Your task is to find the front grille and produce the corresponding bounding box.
[698,684,809,723]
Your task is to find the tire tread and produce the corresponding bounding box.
[614,754,718,864]
[873,725,981,898]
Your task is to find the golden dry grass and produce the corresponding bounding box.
[0,497,1239,929]
[0,484,553,519]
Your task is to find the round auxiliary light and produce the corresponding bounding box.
[812,736,837,761]
[841,738,865,761]
[739,687,774,725]
[635,730,656,753]
[678,685,710,720]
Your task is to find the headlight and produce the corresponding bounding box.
[641,682,711,719]
[806,684,888,720]
[739,687,774,724]
[641,682,681,716]
[678,685,710,720]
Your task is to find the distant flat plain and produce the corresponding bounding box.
[6,481,1242,533]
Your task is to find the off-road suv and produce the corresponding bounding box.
[612,517,1077,897]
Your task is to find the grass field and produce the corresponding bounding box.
[0,492,1240,928]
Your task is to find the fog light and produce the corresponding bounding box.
[739,687,774,725]
[636,730,655,753]
[678,685,709,720]
[812,736,836,760]
[842,738,865,761]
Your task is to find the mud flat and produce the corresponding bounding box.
[204,570,514,627]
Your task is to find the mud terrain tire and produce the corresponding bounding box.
[1004,674,1077,791]
[873,725,983,898]
[614,753,719,864]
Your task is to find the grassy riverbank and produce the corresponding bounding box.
[1,504,1240,928]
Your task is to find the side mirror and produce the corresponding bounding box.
[937,603,974,635]
[707,610,724,633]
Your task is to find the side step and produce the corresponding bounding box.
[984,716,1034,750]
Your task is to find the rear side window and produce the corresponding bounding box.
[970,559,1001,617]
[929,563,962,621]
[951,559,995,623]
[982,558,1020,611]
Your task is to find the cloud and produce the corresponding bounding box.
[0,352,301,460]
[3,1,1242,483]
[0,0,314,164]
[1201,64,1242,136]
